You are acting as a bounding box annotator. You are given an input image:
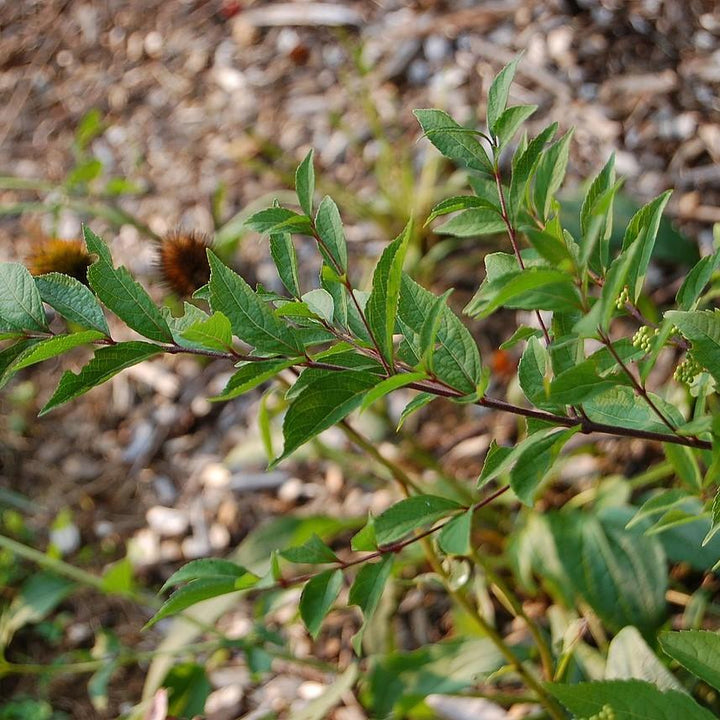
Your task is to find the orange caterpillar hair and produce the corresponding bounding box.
[28,238,92,284]
[156,229,212,297]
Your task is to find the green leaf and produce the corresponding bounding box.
[704,488,720,546]
[464,266,580,318]
[360,372,426,412]
[212,358,296,401]
[606,626,685,692]
[508,123,558,221]
[533,130,573,222]
[11,330,104,371]
[366,222,411,367]
[349,556,393,624]
[492,104,537,150]
[35,272,109,335]
[677,251,720,310]
[438,508,472,555]
[626,489,692,529]
[351,514,378,551]
[281,534,339,564]
[510,427,578,505]
[207,251,303,355]
[375,495,462,546]
[424,196,500,226]
[518,335,552,409]
[581,154,616,269]
[398,274,482,394]
[295,149,315,217]
[160,558,253,593]
[302,289,334,323]
[414,109,492,174]
[0,263,48,332]
[549,359,630,404]
[299,568,343,638]
[547,680,715,720]
[244,207,312,235]
[659,630,720,691]
[0,339,41,389]
[622,191,672,301]
[477,440,513,488]
[270,233,301,298]
[66,158,103,187]
[84,227,172,343]
[278,369,379,462]
[315,196,348,273]
[181,312,233,352]
[419,289,451,370]
[397,392,435,430]
[487,55,522,132]
[582,386,684,435]
[41,341,162,414]
[665,310,720,383]
[435,208,506,237]
[664,443,702,492]
[147,576,255,628]
[524,227,573,266]
[164,663,211,719]
[500,325,542,349]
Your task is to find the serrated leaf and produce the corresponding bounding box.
[0,263,48,332]
[212,358,296,401]
[665,310,720,384]
[351,515,377,551]
[302,289,334,323]
[518,335,552,409]
[510,427,578,505]
[500,326,542,349]
[419,289,451,370]
[704,488,720,546]
[374,495,462,546]
[84,227,172,342]
[424,196,500,226]
[366,222,411,367]
[397,392,435,430]
[281,534,339,564]
[492,104,537,149]
[398,274,482,394]
[181,312,233,352]
[582,386,684,435]
[146,577,254,628]
[270,233,301,298]
[360,372,426,412]
[626,489,692,529]
[524,227,573,266]
[547,680,715,720]
[35,272,109,334]
[676,251,720,310]
[464,266,580,318]
[349,557,393,652]
[438,508,472,555]
[315,196,348,274]
[295,149,315,217]
[435,208,506,237]
[160,558,253,594]
[664,443,702,492]
[487,55,522,132]
[41,341,162,414]
[0,338,41,389]
[622,191,672,301]
[207,251,303,355]
[477,440,514,488]
[299,568,343,638]
[508,123,558,221]
[533,130,573,222]
[660,630,720,691]
[278,369,379,462]
[581,154,616,237]
[11,330,104,371]
[244,207,312,235]
[549,359,630,404]
[414,109,492,174]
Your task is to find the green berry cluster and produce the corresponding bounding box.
[674,355,703,385]
[632,325,658,353]
[615,286,630,310]
[581,704,616,720]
